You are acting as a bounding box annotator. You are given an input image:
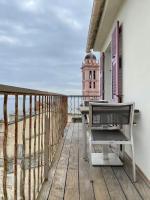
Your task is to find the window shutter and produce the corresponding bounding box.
[111,21,122,102]
[100,52,105,100]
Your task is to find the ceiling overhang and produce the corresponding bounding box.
[86,0,124,52]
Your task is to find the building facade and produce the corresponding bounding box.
[81,53,100,97]
[86,0,150,180]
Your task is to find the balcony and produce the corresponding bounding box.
[0,84,150,200]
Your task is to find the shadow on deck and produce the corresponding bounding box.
[37,123,150,200]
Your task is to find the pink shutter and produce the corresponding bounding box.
[111,21,122,102]
[100,52,105,100]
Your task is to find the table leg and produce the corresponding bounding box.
[82,114,88,161]
[103,145,109,160]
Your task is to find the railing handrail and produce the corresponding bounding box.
[0,84,66,96]
[67,95,100,97]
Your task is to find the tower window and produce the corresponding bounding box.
[89,71,92,80]
[89,82,92,89]
[93,82,95,88]
[93,71,96,79]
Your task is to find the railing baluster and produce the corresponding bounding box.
[44,96,49,181]
[48,96,51,164]
[37,95,41,192]
[53,97,55,154]
[57,97,59,143]
[28,95,32,200]
[46,96,49,165]
[20,95,26,200]
[3,94,8,200]
[33,95,37,200]
[54,97,57,152]
[74,96,75,117]
[60,97,62,137]
[41,96,44,184]
[14,95,18,200]
[51,96,53,161]
[55,97,58,145]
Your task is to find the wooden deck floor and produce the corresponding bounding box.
[38,123,150,200]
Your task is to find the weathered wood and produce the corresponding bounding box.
[41,96,44,184]
[48,124,74,200]
[33,96,37,200]
[37,126,69,199]
[86,130,110,200]
[38,122,150,200]
[28,95,32,200]
[48,96,51,164]
[64,123,79,200]
[20,95,26,200]
[51,96,54,160]
[90,156,110,199]
[102,167,126,200]
[93,144,126,199]
[14,95,18,200]
[0,84,65,96]
[113,167,142,199]
[3,94,8,200]
[78,124,95,200]
[44,115,50,181]
[38,95,41,192]
[123,157,150,199]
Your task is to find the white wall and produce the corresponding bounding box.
[102,0,150,179]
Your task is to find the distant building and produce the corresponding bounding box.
[81,53,100,97]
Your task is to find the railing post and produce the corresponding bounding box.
[44,113,49,181]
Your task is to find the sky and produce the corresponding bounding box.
[0,0,94,95]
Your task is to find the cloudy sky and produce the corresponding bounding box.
[0,0,93,95]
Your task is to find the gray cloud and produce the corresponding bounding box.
[0,0,92,94]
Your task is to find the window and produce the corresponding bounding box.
[89,82,92,89]
[93,82,95,89]
[93,71,96,79]
[89,71,92,80]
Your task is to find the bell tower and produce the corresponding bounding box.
[81,52,100,97]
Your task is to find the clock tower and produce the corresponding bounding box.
[81,53,100,97]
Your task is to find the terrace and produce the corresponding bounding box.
[0,84,150,200]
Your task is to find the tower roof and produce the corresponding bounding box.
[84,53,96,60]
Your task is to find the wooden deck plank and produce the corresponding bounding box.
[92,169,110,200]
[37,125,69,200]
[123,158,150,200]
[47,123,74,200]
[102,167,126,200]
[113,167,142,200]
[38,123,150,200]
[86,131,110,200]
[94,144,126,199]
[64,123,79,200]
[78,124,95,200]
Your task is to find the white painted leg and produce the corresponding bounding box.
[82,114,88,161]
[131,142,136,182]
[103,145,109,160]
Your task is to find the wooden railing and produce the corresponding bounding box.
[0,85,100,200]
[0,84,67,200]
